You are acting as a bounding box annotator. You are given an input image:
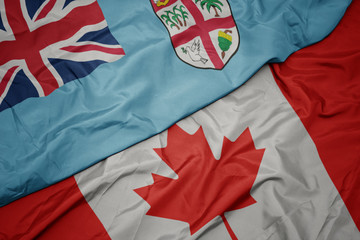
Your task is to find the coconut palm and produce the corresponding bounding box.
[195,0,223,17]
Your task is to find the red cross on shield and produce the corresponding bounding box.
[151,0,239,70]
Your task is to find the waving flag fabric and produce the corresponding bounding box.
[0,0,125,111]
[0,1,359,238]
[0,0,352,207]
[270,1,360,230]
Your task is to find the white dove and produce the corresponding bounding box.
[185,40,208,64]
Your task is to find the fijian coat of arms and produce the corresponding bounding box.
[151,0,239,70]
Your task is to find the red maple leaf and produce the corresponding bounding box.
[134,125,265,238]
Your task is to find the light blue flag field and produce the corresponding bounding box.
[0,0,352,206]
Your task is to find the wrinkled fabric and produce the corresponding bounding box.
[270,0,360,230]
[75,66,358,239]
[0,177,111,240]
[1,65,358,239]
[0,0,352,206]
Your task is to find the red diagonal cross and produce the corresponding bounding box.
[171,0,236,69]
[0,0,105,96]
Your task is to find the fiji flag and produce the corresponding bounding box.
[0,0,124,111]
[0,0,352,207]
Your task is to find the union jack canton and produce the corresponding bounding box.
[0,0,125,112]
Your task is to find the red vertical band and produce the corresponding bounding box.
[0,177,111,239]
[270,1,360,230]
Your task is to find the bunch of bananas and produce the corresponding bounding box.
[218,30,232,59]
